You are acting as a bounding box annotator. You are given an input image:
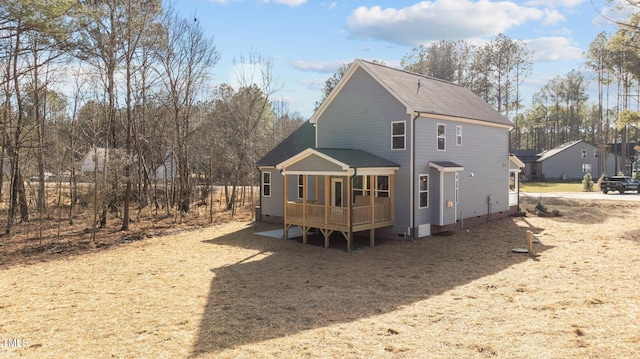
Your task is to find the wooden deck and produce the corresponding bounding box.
[284,197,394,251]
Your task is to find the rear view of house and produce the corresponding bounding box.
[257,60,520,250]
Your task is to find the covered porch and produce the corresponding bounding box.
[276,148,399,252]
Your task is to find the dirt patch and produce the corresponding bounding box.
[1,196,640,358]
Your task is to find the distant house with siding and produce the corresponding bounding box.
[256,60,521,251]
[536,140,616,180]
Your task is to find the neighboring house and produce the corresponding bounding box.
[152,150,177,183]
[536,140,617,180]
[257,59,520,251]
[513,149,541,181]
[80,147,177,182]
[80,147,114,173]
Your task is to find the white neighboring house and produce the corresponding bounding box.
[80,147,177,182]
[80,147,115,173]
[153,150,177,182]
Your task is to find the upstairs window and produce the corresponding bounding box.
[391,121,406,150]
[262,172,271,197]
[437,124,446,151]
[456,125,462,146]
[581,150,587,158]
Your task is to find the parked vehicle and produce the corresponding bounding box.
[599,176,640,194]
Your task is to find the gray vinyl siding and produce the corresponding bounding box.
[414,118,510,227]
[316,67,413,235]
[259,168,283,218]
[541,143,617,179]
[285,154,344,173]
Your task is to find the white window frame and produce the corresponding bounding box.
[352,175,364,204]
[456,125,462,146]
[437,123,446,151]
[297,175,304,199]
[391,121,406,150]
[262,172,271,197]
[375,175,390,197]
[419,174,429,208]
[594,149,598,158]
[581,150,587,159]
[582,164,592,173]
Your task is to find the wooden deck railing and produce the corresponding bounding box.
[286,201,392,227]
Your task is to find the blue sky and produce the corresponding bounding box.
[173,0,631,119]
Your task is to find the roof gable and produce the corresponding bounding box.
[256,121,315,167]
[312,59,512,127]
[276,148,399,175]
[537,140,586,162]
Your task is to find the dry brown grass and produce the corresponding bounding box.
[1,196,640,358]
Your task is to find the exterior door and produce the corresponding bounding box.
[331,178,343,207]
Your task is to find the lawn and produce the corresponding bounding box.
[520,181,584,193]
[1,196,639,358]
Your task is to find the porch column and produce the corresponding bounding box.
[324,175,330,248]
[390,174,395,221]
[283,173,288,239]
[370,175,375,247]
[347,176,352,253]
[302,174,307,245]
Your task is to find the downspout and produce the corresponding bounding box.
[349,167,358,251]
[411,112,422,242]
[509,127,519,212]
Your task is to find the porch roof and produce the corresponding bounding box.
[277,148,400,176]
[429,161,464,172]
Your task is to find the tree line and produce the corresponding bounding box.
[318,3,640,176]
[2,0,640,237]
[1,1,302,238]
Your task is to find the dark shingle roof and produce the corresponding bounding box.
[256,121,315,167]
[321,60,512,127]
[314,148,399,168]
[537,140,582,162]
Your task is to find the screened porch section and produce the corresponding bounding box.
[276,148,399,252]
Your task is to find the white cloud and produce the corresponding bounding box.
[297,78,326,91]
[346,0,547,46]
[525,0,586,8]
[525,37,583,62]
[209,0,305,6]
[290,60,349,73]
[321,2,337,10]
[271,0,307,6]
[208,0,242,4]
[542,9,566,26]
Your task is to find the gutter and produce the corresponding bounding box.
[349,167,358,252]
[411,111,422,242]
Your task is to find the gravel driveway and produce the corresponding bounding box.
[521,191,640,201]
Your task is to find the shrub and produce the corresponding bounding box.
[582,173,594,192]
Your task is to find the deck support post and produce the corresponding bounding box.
[370,228,375,247]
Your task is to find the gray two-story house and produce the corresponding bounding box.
[257,60,521,251]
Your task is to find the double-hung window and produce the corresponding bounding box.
[456,125,462,146]
[437,124,446,151]
[391,121,406,150]
[419,175,429,208]
[298,175,304,199]
[262,172,271,197]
